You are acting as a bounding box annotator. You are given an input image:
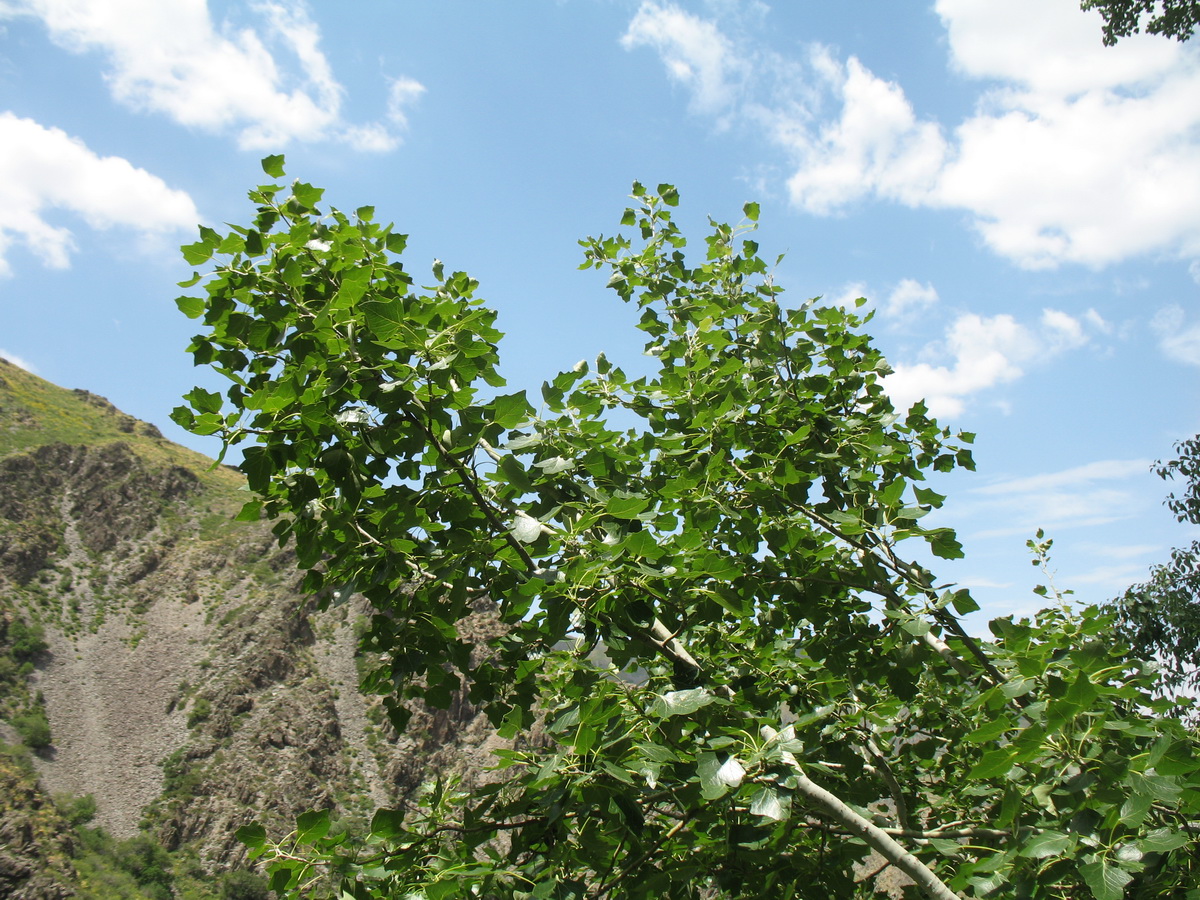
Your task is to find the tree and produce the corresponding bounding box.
[1081,0,1200,44]
[173,158,1200,899]
[1110,438,1200,694]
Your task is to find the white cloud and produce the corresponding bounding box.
[779,50,948,214]
[882,307,1099,417]
[0,112,198,274]
[622,0,1200,269]
[2,0,421,151]
[386,76,426,129]
[937,0,1183,96]
[883,279,938,318]
[0,348,36,372]
[829,280,869,309]
[1150,305,1200,366]
[621,1,746,117]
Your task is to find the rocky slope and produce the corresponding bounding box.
[0,358,503,894]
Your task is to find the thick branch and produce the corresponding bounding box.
[410,409,962,899]
[793,771,964,900]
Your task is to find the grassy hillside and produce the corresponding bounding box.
[0,357,239,494]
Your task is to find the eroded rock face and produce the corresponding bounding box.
[1,431,508,873]
[0,440,366,858]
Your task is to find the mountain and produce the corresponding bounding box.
[0,359,501,898]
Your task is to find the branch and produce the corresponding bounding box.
[799,501,1006,688]
[794,819,1015,841]
[860,733,910,831]
[592,816,690,899]
[406,403,959,900]
[792,771,964,900]
[402,408,539,573]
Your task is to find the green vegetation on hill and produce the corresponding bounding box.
[1,741,270,900]
[0,357,241,495]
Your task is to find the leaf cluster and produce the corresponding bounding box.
[1081,0,1200,44]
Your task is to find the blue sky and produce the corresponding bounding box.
[0,0,1197,621]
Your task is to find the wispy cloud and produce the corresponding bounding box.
[973,459,1151,496]
[882,307,1104,417]
[964,458,1153,539]
[1150,305,1200,366]
[0,348,36,372]
[622,0,1200,269]
[882,279,938,318]
[2,0,422,151]
[621,2,746,119]
[0,113,198,275]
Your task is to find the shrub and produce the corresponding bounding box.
[220,870,270,900]
[56,792,98,826]
[186,697,211,728]
[13,709,51,748]
[9,619,47,660]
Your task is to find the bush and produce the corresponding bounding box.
[186,697,211,728]
[56,792,98,826]
[13,709,51,748]
[220,870,270,900]
[9,619,47,661]
[114,834,174,894]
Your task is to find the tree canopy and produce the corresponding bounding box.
[173,158,1200,899]
[1110,438,1200,695]
[1081,0,1200,44]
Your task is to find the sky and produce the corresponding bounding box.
[0,0,1197,623]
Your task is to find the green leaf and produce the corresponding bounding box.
[181,241,214,266]
[235,500,263,522]
[261,154,286,177]
[963,718,1010,744]
[1140,827,1189,853]
[175,295,206,319]
[296,808,331,844]
[1079,858,1133,900]
[697,752,743,800]
[606,494,650,518]
[235,823,267,850]
[926,528,965,559]
[1019,830,1072,859]
[184,387,222,414]
[369,808,406,843]
[334,266,372,307]
[362,298,407,344]
[950,589,980,615]
[534,456,575,475]
[291,181,324,209]
[966,748,1015,781]
[490,392,531,428]
[650,688,715,718]
[749,786,787,821]
[743,201,760,222]
[269,867,294,895]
